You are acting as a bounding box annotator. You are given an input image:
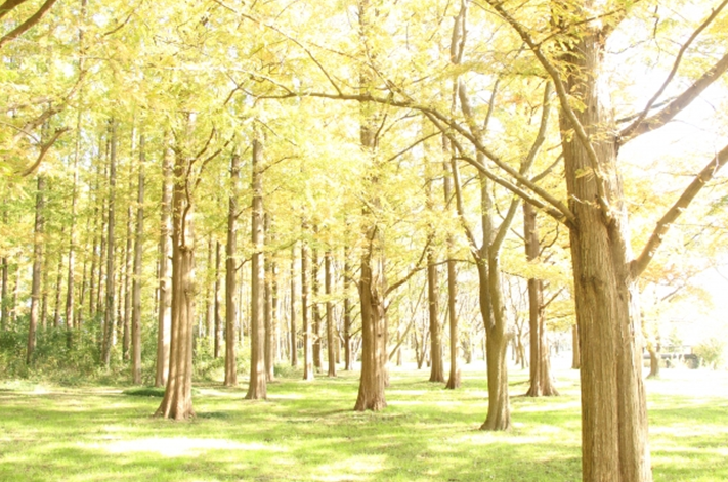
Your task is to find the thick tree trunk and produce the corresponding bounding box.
[246,136,267,400]
[131,135,144,385]
[102,119,118,367]
[354,245,387,411]
[571,323,581,369]
[289,246,298,367]
[559,32,650,482]
[301,237,314,380]
[325,251,336,377]
[156,133,196,421]
[524,202,558,397]
[224,153,241,387]
[155,138,173,387]
[27,174,45,363]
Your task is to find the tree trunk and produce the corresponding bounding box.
[444,243,459,389]
[343,248,352,370]
[131,135,144,385]
[647,346,659,379]
[123,194,133,360]
[102,119,118,367]
[289,246,298,367]
[559,31,650,482]
[326,250,336,377]
[524,202,558,397]
[155,136,173,387]
[427,248,444,383]
[214,240,222,358]
[301,234,314,380]
[52,249,63,327]
[246,136,267,400]
[1,254,7,332]
[311,242,321,371]
[264,213,274,382]
[571,323,581,369]
[27,174,45,363]
[156,132,196,421]
[224,152,241,387]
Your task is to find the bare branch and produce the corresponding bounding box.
[19,127,70,177]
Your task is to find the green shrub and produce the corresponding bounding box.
[693,338,726,369]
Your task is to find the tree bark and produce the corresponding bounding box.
[426,159,444,382]
[131,135,144,385]
[246,136,267,400]
[289,246,298,367]
[311,241,322,371]
[102,119,117,367]
[343,249,352,370]
[444,160,459,389]
[325,250,336,377]
[214,240,222,358]
[301,233,314,380]
[155,136,173,387]
[224,152,241,387]
[571,323,581,369]
[264,213,274,382]
[523,202,558,397]
[558,31,650,482]
[156,130,196,421]
[27,174,45,363]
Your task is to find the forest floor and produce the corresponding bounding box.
[0,361,727,482]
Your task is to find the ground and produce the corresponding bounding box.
[0,361,726,482]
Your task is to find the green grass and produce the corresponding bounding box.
[0,363,726,482]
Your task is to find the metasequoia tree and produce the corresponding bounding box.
[224,151,241,387]
[325,250,336,377]
[155,138,173,387]
[27,173,45,363]
[246,134,267,400]
[131,134,144,385]
[101,118,117,367]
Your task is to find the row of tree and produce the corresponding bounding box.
[2,1,727,481]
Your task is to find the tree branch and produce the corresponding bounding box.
[0,0,58,49]
[632,142,728,277]
[19,127,70,177]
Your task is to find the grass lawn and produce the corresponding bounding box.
[1,361,726,482]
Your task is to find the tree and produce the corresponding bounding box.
[131,134,144,385]
[27,173,45,364]
[246,135,267,400]
[224,151,241,387]
[155,137,173,387]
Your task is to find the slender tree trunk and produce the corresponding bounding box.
[155,136,173,387]
[131,135,144,385]
[524,203,558,397]
[27,174,45,364]
[264,214,274,382]
[326,251,336,377]
[426,151,444,382]
[102,119,118,367]
[301,232,314,380]
[224,152,241,387]
[311,242,321,371]
[246,135,267,400]
[343,250,352,370]
[214,240,222,359]
[290,246,298,367]
[156,130,195,421]
[123,197,133,360]
[1,254,7,332]
[53,248,63,327]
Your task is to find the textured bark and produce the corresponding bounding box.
[647,346,660,379]
[571,323,581,369]
[325,251,336,378]
[224,153,240,387]
[27,174,45,363]
[155,138,173,387]
[131,135,144,385]
[156,131,195,421]
[289,246,298,367]
[444,159,459,389]
[102,119,117,367]
[246,136,267,400]
[523,203,558,397]
[559,31,650,482]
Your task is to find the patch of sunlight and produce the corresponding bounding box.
[267,393,304,400]
[310,454,386,481]
[82,438,288,457]
[386,400,424,406]
[387,390,427,396]
[516,400,581,412]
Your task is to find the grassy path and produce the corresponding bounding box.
[0,364,726,481]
